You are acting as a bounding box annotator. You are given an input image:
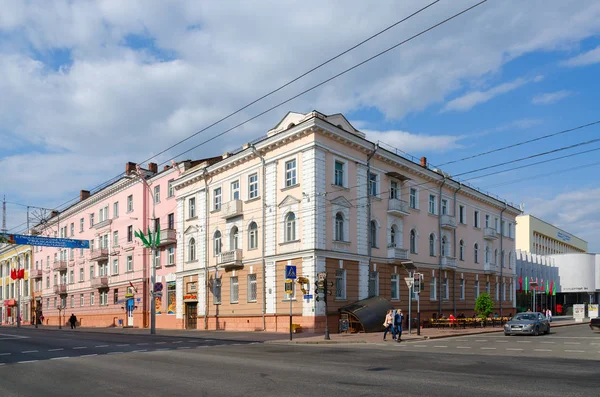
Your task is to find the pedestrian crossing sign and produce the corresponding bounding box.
[285,265,297,280]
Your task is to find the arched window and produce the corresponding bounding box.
[390,225,398,247]
[248,222,258,250]
[474,243,479,263]
[230,226,239,250]
[285,212,296,242]
[429,233,435,256]
[213,231,222,256]
[485,246,490,263]
[370,221,377,248]
[501,250,506,268]
[188,238,196,261]
[459,240,465,261]
[410,229,417,253]
[508,251,513,268]
[335,213,344,241]
[441,236,447,257]
[494,248,498,265]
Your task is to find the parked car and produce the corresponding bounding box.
[504,312,550,336]
[590,317,600,332]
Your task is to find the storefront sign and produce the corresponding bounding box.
[3,299,16,307]
[183,294,198,301]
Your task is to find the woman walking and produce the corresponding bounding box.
[383,310,395,341]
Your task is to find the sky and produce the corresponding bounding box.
[0,0,599,251]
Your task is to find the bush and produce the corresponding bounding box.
[475,293,494,320]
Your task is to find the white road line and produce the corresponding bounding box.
[155,342,166,345]
[506,348,524,351]
[0,363,5,366]
[540,342,555,344]
[412,345,427,348]
[116,344,129,347]
[22,350,39,354]
[172,341,183,344]
[132,350,148,353]
[95,345,109,348]
[136,343,149,346]
[475,340,488,342]
[50,357,69,361]
[534,349,553,352]
[107,352,123,355]
[73,347,87,350]
[456,346,471,349]
[196,346,209,348]
[481,347,496,350]
[80,354,98,358]
[516,341,531,343]
[188,340,200,343]
[48,348,64,352]
[18,360,38,364]
[564,342,581,345]
[0,353,11,356]
[495,341,508,343]
[156,348,170,351]
[564,350,585,353]
[433,345,448,348]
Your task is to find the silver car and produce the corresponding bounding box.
[504,312,550,336]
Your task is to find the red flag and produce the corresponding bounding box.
[518,275,523,292]
[550,281,554,295]
[10,269,16,280]
[18,269,24,279]
[129,281,137,293]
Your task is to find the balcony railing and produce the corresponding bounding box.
[91,277,109,289]
[157,228,177,247]
[441,256,457,269]
[484,262,498,274]
[440,214,457,229]
[90,248,109,261]
[387,199,410,216]
[483,227,498,240]
[387,246,409,261]
[93,219,112,230]
[217,249,243,270]
[52,260,67,271]
[53,284,67,295]
[222,200,243,219]
[30,269,43,279]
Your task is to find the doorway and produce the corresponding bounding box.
[186,303,198,329]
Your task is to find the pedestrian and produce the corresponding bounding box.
[395,309,404,342]
[69,313,78,329]
[382,310,395,341]
[546,308,552,322]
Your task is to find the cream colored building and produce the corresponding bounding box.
[173,111,521,333]
[0,244,34,324]
[516,214,587,255]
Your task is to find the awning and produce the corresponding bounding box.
[338,296,395,333]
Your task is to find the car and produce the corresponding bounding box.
[590,317,600,332]
[504,312,550,336]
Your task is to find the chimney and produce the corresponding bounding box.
[163,165,171,171]
[222,152,231,159]
[148,162,158,174]
[80,190,90,201]
[125,162,137,175]
[420,156,427,168]
[50,210,59,218]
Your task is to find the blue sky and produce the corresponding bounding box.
[0,0,599,250]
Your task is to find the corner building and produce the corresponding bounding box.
[174,111,521,333]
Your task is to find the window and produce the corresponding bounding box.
[113,231,119,247]
[494,249,498,265]
[69,270,74,284]
[369,173,378,196]
[474,280,480,299]
[429,234,435,256]
[127,195,133,212]
[112,259,118,275]
[508,251,513,269]
[54,297,57,308]
[113,202,119,218]
[89,265,94,280]
[167,213,174,230]
[410,229,417,253]
[335,269,346,300]
[213,188,222,211]
[230,276,239,304]
[46,276,50,288]
[459,205,465,224]
[285,213,296,242]
[485,214,490,228]
[189,238,196,261]
[368,271,379,297]
[390,225,398,248]
[409,188,417,209]
[442,236,449,257]
[99,205,108,222]
[460,279,465,300]
[127,226,133,243]
[285,159,297,187]
[248,173,258,199]
[334,161,345,187]
[441,199,448,215]
[485,281,490,295]
[126,256,133,272]
[80,294,84,307]
[213,232,221,256]
[495,217,499,232]
[459,240,465,261]
[100,291,108,306]
[154,250,160,268]
[90,213,95,228]
[502,281,506,301]
[429,195,436,214]
[154,218,160,234]
[80,218,84,232]
[485,246,490,263]
[70,223,74,236]
[248,274,257,302]
[248,222,258,250]
[189,197,196,218]
[474,210,480,228]
[474,243,479,263]
[390,181,398,199]
[114,289,119,304]
[230,226,239,250]
[334,213,344,241]
[391,274,400,300]
[90,292,95,306]
[370,221,377,248]
[167,282,176,314]
[231,180,240,200]
[495,282,499,301]
[154,185,160,203]
[430,277,437,300]
[168,180,174,198]
[443,278,449,300]
[167,247,175,266]
[213,278,222,304]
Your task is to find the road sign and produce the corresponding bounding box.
[2,233,90,249]
[285,265,297,280]
[152,292,163,298]
[303,294,313,299]
[285,279,293,295]
[318,272,326,281]
[153,282,163,292]
[404,277,414,288]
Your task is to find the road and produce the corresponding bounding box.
[0,325,598,396]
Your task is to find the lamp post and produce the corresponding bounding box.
[401,261,416,334]
[529,281,538,312]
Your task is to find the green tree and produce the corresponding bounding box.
[475,293,494,320]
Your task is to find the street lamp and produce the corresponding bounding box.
[529,281,538,312]
[401,261,416,334]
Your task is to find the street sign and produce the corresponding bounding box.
[285,279,293,295]
[153,292,163,298]
[318,272,326,281]
[2,233,90,249]
[304,294,313,299]
[404,277,414,288]
[153,282,163,292]
[285,265,297,280]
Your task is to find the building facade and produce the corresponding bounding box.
[515,214,588,255]
[31,161,199,328]
[514,250,559,313]
[548,253,600,315]
[0,244,34,324]
[173,111,521,333]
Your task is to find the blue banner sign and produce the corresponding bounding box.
[3,234,90,249]
[556,231,571,242]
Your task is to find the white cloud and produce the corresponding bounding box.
[561,45,600,67]
[364,129,465,154]
[531,90,573,105]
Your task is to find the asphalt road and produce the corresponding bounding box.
[0,325,598,397]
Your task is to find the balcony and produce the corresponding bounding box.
[221,200,243,219]
[441,256,457,269]
[90,248,109,261]
[30,269,43,279]
[440,214,457,229]
[93,219,112,230]
[53,284,67,295]
[483,227,498,240]
[91,277,109,289]
[52,260,67,272]
[484,262,498,274]
[157,228,177,247]
[387,199,410,216]
[217,249,243,270]
[387,246,409,261]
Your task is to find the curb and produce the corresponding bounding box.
[266,340,368,345]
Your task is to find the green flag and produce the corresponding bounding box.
[552,281,556,296]
[147,226,153,247]
[136,229,150,247]
[525,276,528,294]
[155,224,160,247]
[546,280,549,295]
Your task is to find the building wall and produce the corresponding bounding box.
[0,245,34,324]
[516,214,588,255]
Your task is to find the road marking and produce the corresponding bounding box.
[0,333,29,340]
[540,342,555,344]
[495,341,508,343]
[22,350,39,354]
[564,342,581,345]
[516,341,531,343]
[456,346,471,349]
[132,350,148,353]
[80,354,98,358]
[0,363,5,366]
[172,341,183,344]
[480,347,496,350]
[50,357,69,361]
[107,352,123,355]
[156,348,170,351]
[73,347,87,350]
[188,340,200,343]
[412,345,427,348]
[0,353,11,356]
[18,360,38,364]
[475,340,488,342]
[506,348,524,351]
[177,346,191,350]
[136,343,149,346]
[117,344,129,347]
[95,345,109,348]
[534,349,553,352]
[48,348,64,352]
[155,342,166,345]
[433,345,448,348]
[564,350,585,353]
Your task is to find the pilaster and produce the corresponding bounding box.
[265,163,277,256]
[356,164,368,255]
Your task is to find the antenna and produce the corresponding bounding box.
[1,195,6,234]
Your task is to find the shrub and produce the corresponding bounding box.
[475,293,494,320]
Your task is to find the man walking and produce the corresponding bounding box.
[394,309,404,342]
[69,313,78,329]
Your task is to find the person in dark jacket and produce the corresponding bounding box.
[69,313,77,329]
[394,309,404,342]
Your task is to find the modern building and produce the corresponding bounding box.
[548,253,600,315]
[514,250,558,313]
[30,160,204,328]
[0,243,34,324]
[173,110,521,333]
[515,214,588,255]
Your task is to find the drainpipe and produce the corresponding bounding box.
[202,169,209,330]
[452,182,462,316]
[438,176,446,317]
[250,145,267,331]
[366,144,379,267]
[499,202,507,318]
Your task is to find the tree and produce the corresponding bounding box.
[475,293,494,320]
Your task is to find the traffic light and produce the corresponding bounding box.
[413,273,421,294]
